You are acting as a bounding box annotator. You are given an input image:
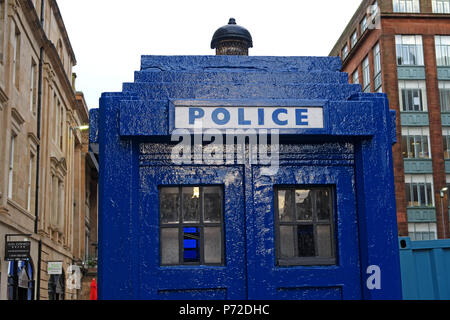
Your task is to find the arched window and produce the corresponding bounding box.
[7,260,34,300]
[48,271,65,300]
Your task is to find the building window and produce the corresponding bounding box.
[396,35,424,66]
[393,0,420,12]
[439,81,450,111]
[59,105,64,150]
[435,36,450,66]
[432,0,450,13]
[408,223,437,241]
[0,0,5,62]
[27,154,35,212]
[342,45,349,60]
[351,31,358,48]
[12,27,21,88]
[360,16,368,34]
[443,128,450,158]
[159,186,224,266]
[399,80,427,112]
[8,134,16,199]
[275,186,336,266]
[447,176,450,206]
[405,175,435,208]
[30,60,37,114]
[373,43,382,91]
[362,56,371,92]
[402,127,430,159]
[352,69,360,85]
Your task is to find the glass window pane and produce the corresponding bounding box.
[316,189,331,221]
[203,187,222,223]
[406,184,412,207]
[161,228,179,265]
[279,226,295,259]
[295,189,313,222]
[426,183,433,207]
[412,184,419,206]
[204,227,222,264]
[297,225,315,257]
[182,187,200,223]
[409,136,415,158]
[278,190,294,222]
[183,227,200,263]
[402,136,410,158]
[444,136,449,158]
[422,136,429,158]
[160,187,179,224]
[317,225,333,258]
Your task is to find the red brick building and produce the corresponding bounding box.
[330,0,450,239]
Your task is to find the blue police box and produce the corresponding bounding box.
[89,54,403,300]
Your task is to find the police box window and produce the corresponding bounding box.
[159,186,224,266]
[275,186,336,266]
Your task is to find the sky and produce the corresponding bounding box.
[57,0,363,109]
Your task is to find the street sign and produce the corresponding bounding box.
[5,241,31,261]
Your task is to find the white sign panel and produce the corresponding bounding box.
[175,106,324,129]
[47,261,63,275]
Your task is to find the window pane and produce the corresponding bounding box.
[295,189,313,222]
[161,228,179,265]
[204,227,222,264]
[406,184,412,207]
[279,226,295,258]
[402,136,408,158]
[182,187,200,223]
[278,190,294,222]
[421,136,429,158]
[426,183,433,207]
[440,88,450,111]
[297,225,315,257]
[316,189,331,221]
[317,225,333,258]
[409,136,415,157]
[444,136,450,158]
[203,186,222,223]
[419,184,425,206]
[160,187,179,224]
[183,227,200,263]
[412,184,419,206]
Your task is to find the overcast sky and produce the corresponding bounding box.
[57,0,362,109]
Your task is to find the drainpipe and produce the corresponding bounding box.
[34,0,45,301]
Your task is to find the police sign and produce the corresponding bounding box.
[175,106,324,129]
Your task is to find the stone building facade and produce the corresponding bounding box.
[0,0,97,300]
[330,0,450,240]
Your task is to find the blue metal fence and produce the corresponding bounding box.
[399,237,450,300]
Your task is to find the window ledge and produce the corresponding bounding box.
[7,198,35,221]
[277,258,337,267]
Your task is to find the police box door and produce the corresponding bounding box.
[139,165,247,299]
[139,148,361,300]
[247,150,362,300]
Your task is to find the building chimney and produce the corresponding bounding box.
[211,18,253,56]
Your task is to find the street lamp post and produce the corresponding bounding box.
[440,187,448,239]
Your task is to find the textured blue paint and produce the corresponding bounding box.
[91,55,402,300]
[399,237,450,300]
